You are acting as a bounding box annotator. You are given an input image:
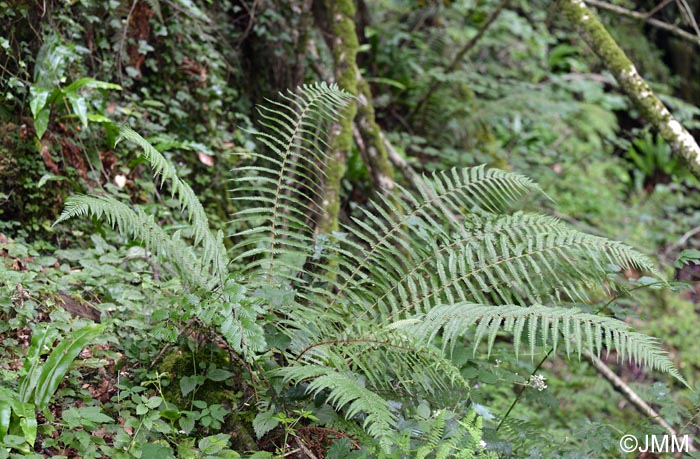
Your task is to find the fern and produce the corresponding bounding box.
[115,126,228,286]
[55,195,213,289]
[232,82,354,285]
[402,303,685,383]
[53,125,266,356]
[224,83,685,447]
[276,365,397,450]
[56,126,228,290]
[414,409,497,459]
[56,82,685,451]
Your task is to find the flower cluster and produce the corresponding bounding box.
[529,374,548,391]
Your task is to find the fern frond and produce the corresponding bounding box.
[293,328,468,397]
[55,195,212,288]
[415,410,492,459]
[403,303,686,385]
[415,411,447,459]
[323,167,544,313]
[232,82,353,286]
[277,365,397,450]
[352,212,658,319]
[116,126,228,286]
[432,410,490,459]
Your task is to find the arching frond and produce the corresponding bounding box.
[54,195,213,289]
[292,328,469,398]
[402,303,686,385]
[116,126,228,286]
[322,167,545,313]
[232,82,353,286]
[340,211,658,319]
[276,365,397,450]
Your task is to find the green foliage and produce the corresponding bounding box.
[53,82,687,456]
[29,33,121,139]
[0,388,36,455]
[0,324,102,455]
[625,131,699,191]
[5,0,700,453]
[19,324,104,410]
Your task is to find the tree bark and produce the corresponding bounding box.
[582,0,700,47]
[315,0,359,234]
[355,77,395,195]
[314,0,395,232]
[559,0,700,178]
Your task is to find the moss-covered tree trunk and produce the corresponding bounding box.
[356,77,395,195]
[314,0,358,234]
[315,0,395,233]
[559,0,700,177]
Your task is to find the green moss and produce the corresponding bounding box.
[318,0,360,234]
[158,348,257,451]
[356,78,395,192]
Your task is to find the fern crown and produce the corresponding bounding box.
[56,82,684,449]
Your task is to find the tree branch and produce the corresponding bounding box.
[560,0,700,178]
[583,350,694,450]
[583,0,700,47]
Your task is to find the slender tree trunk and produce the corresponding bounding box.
[315,0,395,232]
[559,0,700,177]
[315,0,358,234]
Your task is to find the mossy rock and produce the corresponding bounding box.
[158,345,257,451]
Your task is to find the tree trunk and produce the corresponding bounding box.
[559,0,700,177]
[355,77,395,195]
[315,0,359,234]
[314,0,395,232]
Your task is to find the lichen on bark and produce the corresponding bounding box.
[356,76,395,195]
[316,0,359,234]
[558,0,700,177]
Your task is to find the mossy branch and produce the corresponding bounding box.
[583,0,700,47]
[559,0,700,178]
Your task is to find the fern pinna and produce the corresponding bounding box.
[57,82,683,453]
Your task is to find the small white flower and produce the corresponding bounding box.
[479,440,487,448]
[528,374,548,391]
